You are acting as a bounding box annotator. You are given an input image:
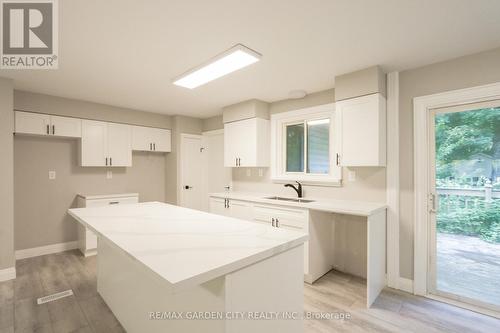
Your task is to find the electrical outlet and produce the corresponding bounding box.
[106,170,113,179]
[246,169,251,177]
[258,168,264,177]
[48,171,56,180]
[348,170,356,181]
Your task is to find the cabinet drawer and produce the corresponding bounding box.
[254,204,308,229]
[85,196,139,207]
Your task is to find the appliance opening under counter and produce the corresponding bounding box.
[76,193,139,257]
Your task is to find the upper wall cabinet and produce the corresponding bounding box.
[336,93,386,167]
[224,118,269,167]
[81,120,132,167]
[132,126,171,152]
[15,111,82,138]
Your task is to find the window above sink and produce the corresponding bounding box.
[270,103,342,186]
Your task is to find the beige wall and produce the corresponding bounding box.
[0,78,14,270]
[14,91,172,129]
[398,46,500,279]
[335,66,386,101]
[202,115,223,132]
[232,88,387,203]
[165,115,203,204]
[13,92,171,251]
[14,137,166,250]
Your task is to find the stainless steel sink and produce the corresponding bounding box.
[264,196,315,203]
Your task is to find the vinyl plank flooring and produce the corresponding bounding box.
[1,251,500,333]
[14,298,50,332]
[13,274,44,302]
[0,282,14,308]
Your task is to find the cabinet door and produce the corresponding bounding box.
[233,118,257,167]
[152,128,171,152]
[209,197,230,216]
[131,126,152,151]
[81,120,108,166]
[15,111,51,135]
[337,93,386,166]
[108,123,132,167]
[228,200,253,221]
[50,115,82,138]
[224,121,239,167]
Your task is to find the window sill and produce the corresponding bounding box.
[271,175,342,187]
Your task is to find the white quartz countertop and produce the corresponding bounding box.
[77,193,139,200]
[68,202,307,292]
[209,192,387,216]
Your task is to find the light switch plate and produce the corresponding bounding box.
[258,168,264,177]
[348,170,356,181]
[48,171,56,180]
[106,170,113,179]
[246,169,251,177]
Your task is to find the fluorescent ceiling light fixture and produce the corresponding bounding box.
[173,44,261,89]
[307,119,330,126]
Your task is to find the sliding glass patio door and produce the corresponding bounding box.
[428,100,500,313]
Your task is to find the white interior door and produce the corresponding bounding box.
[180,134,203,210]
[201,130,232,211]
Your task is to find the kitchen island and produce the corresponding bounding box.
[68,202,307,333]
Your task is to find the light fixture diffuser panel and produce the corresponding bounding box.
[173,44,261,89]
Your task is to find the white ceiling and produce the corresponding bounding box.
[2,0,500,118]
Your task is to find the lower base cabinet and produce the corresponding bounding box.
[77,193,139,256]
[208,197,253,220]
[209,197,333,283]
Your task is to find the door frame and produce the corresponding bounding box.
[200,129,228,212]
[413,81,500,314]
[179,133,203,208]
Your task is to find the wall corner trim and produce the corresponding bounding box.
[0,266,16,282]
[15,241,78,260]
[386,71,400,289]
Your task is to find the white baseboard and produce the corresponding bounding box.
[398,277,414,293]
[15,241,78,260]
[0,266,16,282]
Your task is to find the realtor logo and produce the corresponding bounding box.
[1,0,58,69]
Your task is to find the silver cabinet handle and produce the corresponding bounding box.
[227,199,230,208]
[150,143,152,151]
[153,143,156,151]
[110,157,112,166]
[109,201,119,205]
[336,153,340,166]
[52,125,55,135]
[105,157,108,166]
[272,218,275,227]
[235,158,237,167]
[46,124,50,135]
[276,218,279,228]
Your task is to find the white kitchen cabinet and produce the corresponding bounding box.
[108,123,132,166]
[209,197,253,220]
[77,193,139,256]
[209,197,229,216]
[15,111,81,138]
[336,93,386,167]
[81,120,132,167]
[224,117,269,167]
[254,204,309,277]
[132,126,171,152]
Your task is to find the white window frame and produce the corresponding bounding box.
[270,103,341,185]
